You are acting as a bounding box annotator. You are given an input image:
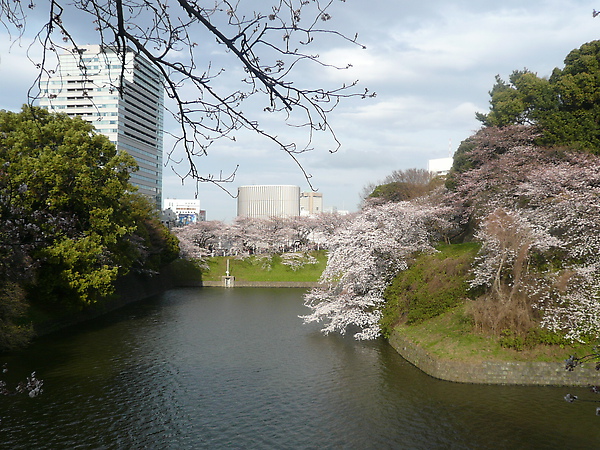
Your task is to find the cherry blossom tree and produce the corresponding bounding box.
[468,208,562,335]
[309,210,353,249]
[302,201,450,340]
[227,216,266,254]
[284,215,320,250]
[174,215,311,258]
[172,220,226,261]
[520,160,600,342]
[446,126,544,222]
[455,126,600,342]
[260,216,294,253]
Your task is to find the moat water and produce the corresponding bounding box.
[2,287,600,448]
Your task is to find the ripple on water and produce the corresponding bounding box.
[2,288,600,449]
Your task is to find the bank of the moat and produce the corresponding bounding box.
[389,330,599,387]
[200,279,319,288]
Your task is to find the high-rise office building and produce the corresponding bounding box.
[39,45,164,207]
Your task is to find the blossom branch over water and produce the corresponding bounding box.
[302,200,451,340]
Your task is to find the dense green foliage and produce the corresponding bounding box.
[476,40,600,152]
[164,258,205,285]
[379,243,479,338]
[0,283,33,351]
[1,107,135,309]
[0,107,178,350]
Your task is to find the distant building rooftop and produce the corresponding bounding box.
[428,157,453,176]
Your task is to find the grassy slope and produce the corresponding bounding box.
[394,306,594,363]
[383,243,594,363]
[201,251,328,282]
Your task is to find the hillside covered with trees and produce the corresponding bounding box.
[302,40,600,353]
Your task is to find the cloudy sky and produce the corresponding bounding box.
[1,1,599,221]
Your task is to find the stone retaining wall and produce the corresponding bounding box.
[389,330,599,386]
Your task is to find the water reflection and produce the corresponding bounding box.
[2,287,600,449]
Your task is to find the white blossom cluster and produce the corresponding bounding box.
[1,365,43,398]
[280,252,318,271]
[172,213,351,259]
[302,201,450,340]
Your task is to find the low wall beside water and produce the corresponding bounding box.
[201,278,319,288]
[389,330,600,387]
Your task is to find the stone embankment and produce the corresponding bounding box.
[389,330,600,387]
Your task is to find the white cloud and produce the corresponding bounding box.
[2,1,600,220]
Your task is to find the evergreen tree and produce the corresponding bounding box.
[0,107,178,349]
[476,40,600,152]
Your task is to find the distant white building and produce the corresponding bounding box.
[163,198,204,225]
[237,185,300,219]
[428,157,453,176]
[300,192,323,216]
[323,206,350,216]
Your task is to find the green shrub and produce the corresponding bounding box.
[380,243,479,338]
[499,329,526,351]
[499,327,571,351]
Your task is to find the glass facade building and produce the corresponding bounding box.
[39,45,164,208]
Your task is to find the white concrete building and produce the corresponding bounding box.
[428,157,453,176]
[237,185,300,219]
[39,45,164,208]
[163,198,203,225]
[300,192,323,216]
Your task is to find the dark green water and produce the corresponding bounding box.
[2,287,600,449]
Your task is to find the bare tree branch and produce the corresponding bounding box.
[1,0,374,189]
